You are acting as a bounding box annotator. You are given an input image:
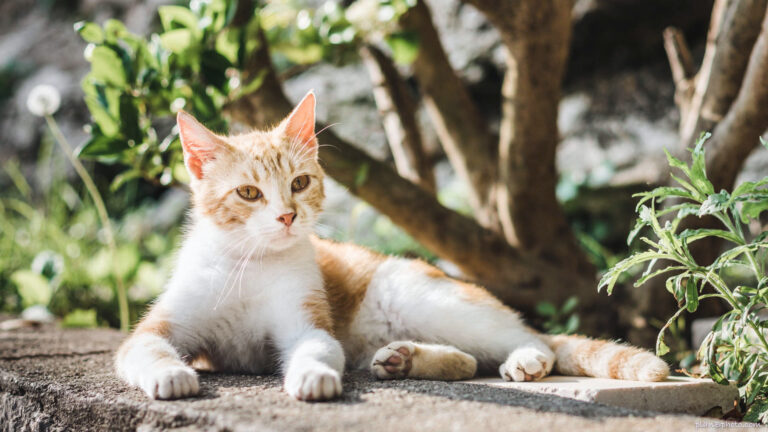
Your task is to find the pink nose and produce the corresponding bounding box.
[277,212,296,227]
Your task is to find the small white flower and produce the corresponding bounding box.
[26,84,61,117]
[170,97,186,113]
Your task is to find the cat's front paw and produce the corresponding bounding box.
[285,365,342,401]
[139,364,200,400]
[500,345,555,382]
[371,341,414,379]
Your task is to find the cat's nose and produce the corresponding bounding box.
[277,212,296,227]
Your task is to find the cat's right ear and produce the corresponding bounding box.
[177,111,228,180]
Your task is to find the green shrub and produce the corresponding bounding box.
[600,133,768,420]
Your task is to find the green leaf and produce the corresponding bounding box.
[689,132,714,195]
[633,187,694,211]
[598,251,669,294]
[11,270,52,307]
[77,135,127,157]
[685,277,699,312]
[732,177,768,200]
[761,136,768,151]
[561,297,579,314]
[679,228,742,245]
[118,94,141,142]
[634,265,685,287]
[386,31,420,65]
[664,148,691,178]
[698,191,730,216]
[742,200,768,224]
[564,314,580,334]
[626,218,646,246]
[158,5,200,31]
[89,46,127,87]
[61,309,98,328]
[535,302,557,317]
[103,19,128,44]
[200,50,233,91]
[159,29,195,53]
[74,21,104,44]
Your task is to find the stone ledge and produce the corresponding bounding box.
[0,325,732,431]
[462,376,738,415]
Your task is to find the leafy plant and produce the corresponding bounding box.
[75,0,418,193]
[535,297,580,335]
[0,138,180,328]
[74,0,262,190]
[599,133,768,420]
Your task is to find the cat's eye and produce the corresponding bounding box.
[291,175,310,193]
[236,185,263,201]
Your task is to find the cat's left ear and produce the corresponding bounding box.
[280,91,317,157]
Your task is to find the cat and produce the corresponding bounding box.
[115,91,669,401]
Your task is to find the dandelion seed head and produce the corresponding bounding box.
[26,84,61,117]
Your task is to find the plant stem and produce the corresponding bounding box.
[44,115,130,332]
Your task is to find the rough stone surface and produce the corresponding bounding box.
[463,376,738,415]
[0,326,734,431]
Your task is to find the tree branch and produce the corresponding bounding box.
[359,44,435,193]
[663,27,695,115]
[707,7,768,191]
[678,0,767,149]
[399,0,499,228]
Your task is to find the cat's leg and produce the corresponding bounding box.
[278,328,345,401]
[371,341,477,380]
[368,258,555,382]
[115,309,199,399]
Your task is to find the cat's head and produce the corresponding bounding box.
[177,91,325,251]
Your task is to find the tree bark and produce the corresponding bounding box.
[400,0,500,229]
[462,0,594,277]
[359,44,436,193]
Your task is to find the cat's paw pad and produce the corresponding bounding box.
[140,365,200,400]
[285,366,342,401]
[500,346,555,382]
[371,341,415,380]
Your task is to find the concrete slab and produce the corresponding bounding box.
[0,324,734,431]
[463,376,738,415]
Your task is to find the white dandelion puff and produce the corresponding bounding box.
[26,84,61,117]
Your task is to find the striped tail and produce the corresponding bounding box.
[543,334,669,382]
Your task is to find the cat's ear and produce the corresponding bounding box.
[280,91,317,157]
[177,111,229,180]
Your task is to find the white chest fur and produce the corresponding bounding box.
[156,222,323,373]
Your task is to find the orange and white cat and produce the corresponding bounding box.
[115,92,669,401]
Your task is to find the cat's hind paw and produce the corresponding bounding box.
[500,345,555,382]
[371,341,414,379]
[140,364,200,399]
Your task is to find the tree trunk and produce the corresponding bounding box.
[359,44,436,193]
[462,0,594,277]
